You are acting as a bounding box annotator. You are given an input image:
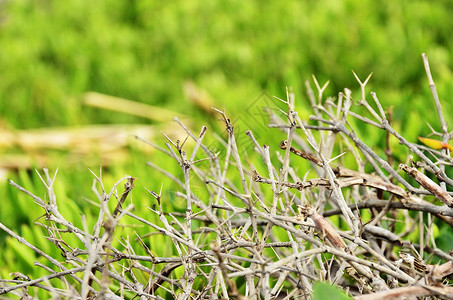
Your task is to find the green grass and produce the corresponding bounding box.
[1,0,453,129]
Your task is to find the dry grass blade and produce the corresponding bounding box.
[83,91,188,122]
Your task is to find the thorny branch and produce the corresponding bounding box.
[2,55,453,299]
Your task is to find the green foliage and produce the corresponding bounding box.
[313,281,353,300]
[1,0,453,132]
[437,224,453,254]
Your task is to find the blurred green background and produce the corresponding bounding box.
[2,0,453,129]
[1,0,453,295]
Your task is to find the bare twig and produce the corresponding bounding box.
[4,57,453,299]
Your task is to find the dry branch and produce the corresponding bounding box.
[2,55,453,299]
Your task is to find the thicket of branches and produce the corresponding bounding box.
[1,54,453,299]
